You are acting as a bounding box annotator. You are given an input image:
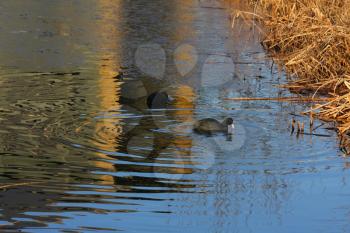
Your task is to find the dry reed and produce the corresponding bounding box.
[225,96,332,102]
[238,0,350,134]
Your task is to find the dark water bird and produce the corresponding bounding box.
[146,91,174,109]
[193,117,234,135]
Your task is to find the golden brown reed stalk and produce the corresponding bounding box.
[301,122,305,133]
[309,112,314,129]
[297,121,301,134]
[225,96,332,102]
[236,0,350,135]
[291,118,296,134]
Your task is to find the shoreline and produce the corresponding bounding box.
[257,1,349,132]
[232,0,350,150]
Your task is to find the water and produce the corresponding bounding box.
[0,1,349,232]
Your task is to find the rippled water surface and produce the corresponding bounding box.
[0,1,349,233]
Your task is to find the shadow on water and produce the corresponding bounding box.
[0,1,349,233]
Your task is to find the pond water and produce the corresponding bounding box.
[0,1,349,233]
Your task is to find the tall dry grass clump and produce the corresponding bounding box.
[250,0,350,134]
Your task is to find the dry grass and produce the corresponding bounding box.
[225,96,332,102]
[238,0,350,134]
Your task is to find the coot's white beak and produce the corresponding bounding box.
[227,123,234,134]
[167,95,175,103]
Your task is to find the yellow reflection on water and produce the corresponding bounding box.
[168,1,197,169]
[92,0,200,182]
[170,85,195,167]
[171,0,196,41]
[171,84,196,120]
[93,0,123,184]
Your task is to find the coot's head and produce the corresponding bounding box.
[223,117,234,134]
[224,117,234,125]
[147,91,173,109]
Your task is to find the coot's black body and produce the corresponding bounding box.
[193,118,234,135]
[147,91,171,109]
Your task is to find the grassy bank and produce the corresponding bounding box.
[242,0,350,134]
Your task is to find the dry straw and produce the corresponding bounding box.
[233,0,350,135]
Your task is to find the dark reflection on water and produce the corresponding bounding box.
[0,0,349,233]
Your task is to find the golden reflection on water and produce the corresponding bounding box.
[167,0,196,170]
[169,85,195,172]
[90,0,199,182]
[172,85,196,115]
[92,0,123,184]
[171,0,196,42]
[169,0,196,157]
[169,84,196,150]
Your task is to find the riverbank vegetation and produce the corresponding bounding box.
[235,0,350,136]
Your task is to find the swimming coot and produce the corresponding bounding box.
[146,91,173,109]
[193,117,234,135]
